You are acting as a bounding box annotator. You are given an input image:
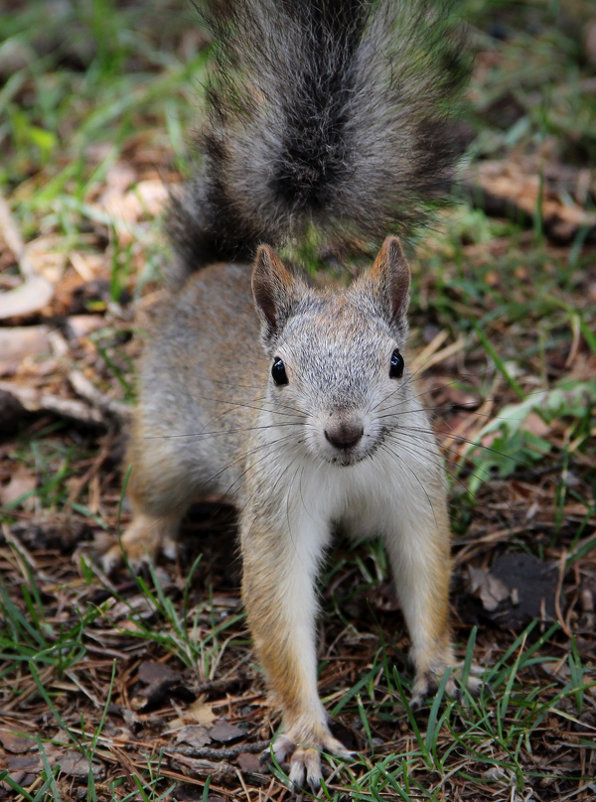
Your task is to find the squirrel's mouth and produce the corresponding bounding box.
[324,438,380,467]
[329,452,361,467]
[323,430,384,467]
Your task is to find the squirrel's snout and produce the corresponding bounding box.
[324,420,364,450]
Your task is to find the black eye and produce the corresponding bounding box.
[389,348,404,379]
[271,357,288,386]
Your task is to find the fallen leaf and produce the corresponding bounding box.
[465,158,596,244]
[209,721,244,743]
[0,325,51,375]
[172,725,211,750]
[0,275,54,319]
[0,380,104,425]
[4,752,42,785]
[0,465,37,507]
[45,744,106,780]
[134,660,194,711]
[65,314,106,340]
[467,566,509,612]
[0,728,34,754]
[522,412,550,438]
[138,660,180,685]
[186,698,217,726]
[237,752,262,772]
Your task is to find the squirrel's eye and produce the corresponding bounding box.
[271,357,288,386]
[389,348,404,379]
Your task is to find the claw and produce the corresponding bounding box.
[268,725,354,793]
[324,735,354,760]
[272,734,295,763]
[289,745,321,791]
[95,514,178,575]
[99,542,151,575]
[461,674,484,696]
[410,662,486,709]
[99,546,121,576]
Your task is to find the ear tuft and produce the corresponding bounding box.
[368,236,411,325]
[251,245,297,342]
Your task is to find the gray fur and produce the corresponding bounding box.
[167,0,469,280]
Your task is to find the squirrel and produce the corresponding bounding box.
[100,0,481,790]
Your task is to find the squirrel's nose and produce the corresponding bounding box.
[324,420,364,450]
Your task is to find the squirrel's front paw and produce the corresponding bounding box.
[268,723,353,792]
[96,514,178,575]
[411,663,484,709]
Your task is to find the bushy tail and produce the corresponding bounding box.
[167,0,469,276]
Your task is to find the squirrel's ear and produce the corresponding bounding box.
[252,245,298,342]
[365,236,411,325]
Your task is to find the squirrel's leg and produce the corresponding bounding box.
[100,423,194,573]
[382,484,480,706]
[241,505,351,791]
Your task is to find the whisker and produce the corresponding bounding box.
[377,440,438,526]
[375,404,494,422]
[199,394,304,420]
[219,432,308,502]
[154,388,305,421]
[381,433,475,498]
[195,430,298,495]
[372,376,468,416]
[143,420,309,442]
[285,462,305,548]
[388,424,537,473]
